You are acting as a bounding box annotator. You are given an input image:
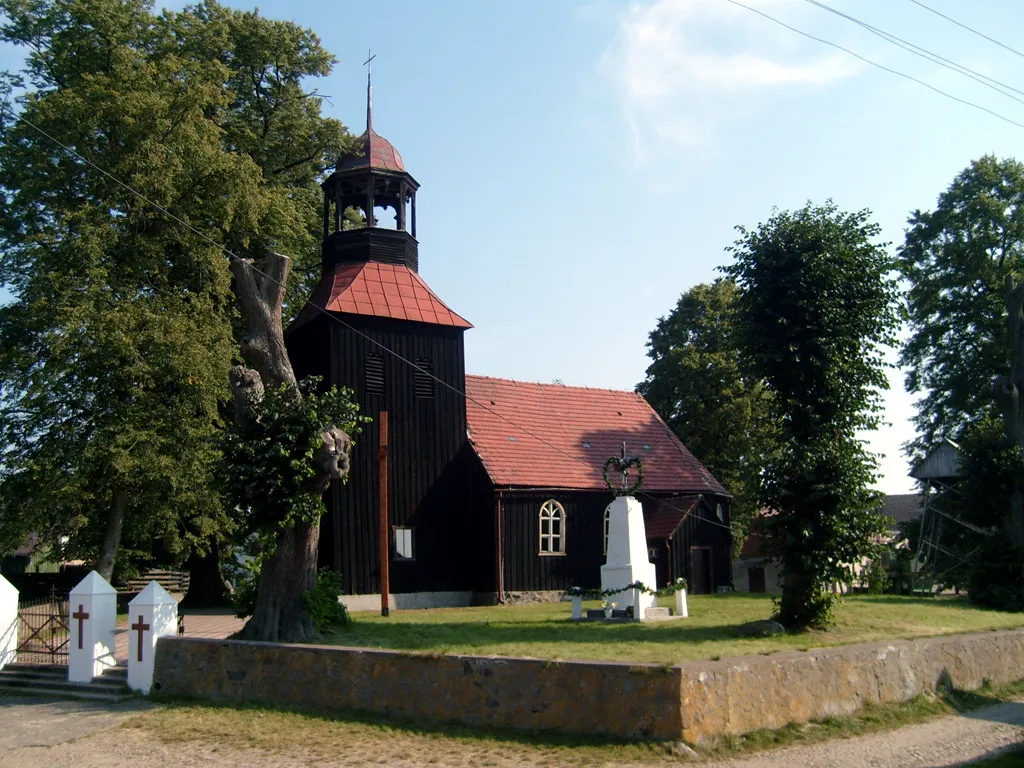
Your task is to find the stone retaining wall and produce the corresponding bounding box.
[153,628,1024,744]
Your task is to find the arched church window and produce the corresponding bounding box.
[539,500,566,554]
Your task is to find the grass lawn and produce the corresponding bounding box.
[325,593,1024,665]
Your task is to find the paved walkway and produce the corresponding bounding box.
[113,608,245,661]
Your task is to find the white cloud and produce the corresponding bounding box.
[601,0,863,163]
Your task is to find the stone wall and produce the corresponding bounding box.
[153,628,1024,744]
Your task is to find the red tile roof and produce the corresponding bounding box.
[290,262,472,331]
[644,496,701,540]
[338,130,405,173]
[465,376,729,494]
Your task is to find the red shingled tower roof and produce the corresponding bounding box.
[289,262,472,331]
[337,129,406,173]
[465,375,728,494]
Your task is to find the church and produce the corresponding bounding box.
[285,85,732,609]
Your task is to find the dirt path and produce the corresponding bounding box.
[702,699,1024,768]
[0,696,1021,767]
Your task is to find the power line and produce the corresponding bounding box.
[906,0,1024,61]
[0,99,738,536]
[803,0,1024,105]
[720,0,1024,131]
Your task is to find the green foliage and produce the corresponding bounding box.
[222,377,367,533]
[638,279,781,549]
[899,156,1024,459]
[722,201,900,629]
[302,569,350,631]
[967,536,1024,612]
[864,557,892,595]
[0,0,354,572]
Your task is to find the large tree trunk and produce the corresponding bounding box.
[229,251,347,643]
[96,485,127,583]
[994,276,1024,553]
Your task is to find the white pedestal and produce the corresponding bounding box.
[68,571,117,682]
[600,496,656,611]
[675,588,688,618]
[0,574,17,671]
[127,582,178,695]
[571,597,583,620]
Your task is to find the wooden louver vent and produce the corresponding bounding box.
[414,357,434,399]
[365,354,385,396]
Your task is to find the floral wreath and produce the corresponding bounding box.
[602,455,645,495]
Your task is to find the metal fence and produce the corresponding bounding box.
[16,595,69,665]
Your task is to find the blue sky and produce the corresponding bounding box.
[6,0,1024,494]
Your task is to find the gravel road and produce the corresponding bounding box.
[0,695,1021,767]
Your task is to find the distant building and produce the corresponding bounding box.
[732,494,924,594]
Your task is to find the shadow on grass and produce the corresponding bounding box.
[147,694,672,755]
[328,618,770,654]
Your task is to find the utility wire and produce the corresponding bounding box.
[0,99,738,535]
[720,0,1024,130]
[906,0,1024,61]
[803,0,1024,104]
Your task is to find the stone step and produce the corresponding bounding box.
[0,663,132,702]
[644,607,672,619]
[0,679,132,703]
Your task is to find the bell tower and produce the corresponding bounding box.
[320,56,421,273]
[287,60,476,598]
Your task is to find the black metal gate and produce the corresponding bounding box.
[16,596,69,665]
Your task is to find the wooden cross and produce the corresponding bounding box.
[72,604,89,650]
[131,615,150,662]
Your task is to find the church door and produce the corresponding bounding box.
[689,547,713,594]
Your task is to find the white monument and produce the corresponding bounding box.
[0,574,17,671]
[601,495,657,612]
[68,570,117,682]
[127,581,178,695]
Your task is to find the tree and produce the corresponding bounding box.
[0,0,357,632]
[900,156,1024,562]
[723,201,900,629]
[638,279,779,547]
[900,156,1024,459]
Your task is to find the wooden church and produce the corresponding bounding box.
[286,83,732,608]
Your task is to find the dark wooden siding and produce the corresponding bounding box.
[663,496,732,593]
[287,313,492,595]
[500,491,732,593]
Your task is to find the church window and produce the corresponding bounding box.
[365,354,385,396]
[414,357,434,399]
[394,527,415,560]
[539,500,566,554]
[603,503,612,555]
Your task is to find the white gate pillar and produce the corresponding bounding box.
[127,582,177,694]
[0,574,17,671]
[68,570,117,682]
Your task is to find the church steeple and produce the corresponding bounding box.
[320,60,420,274]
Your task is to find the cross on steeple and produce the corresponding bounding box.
[131,615,150,662]
[364,49,376,132]
[72,604,89,650]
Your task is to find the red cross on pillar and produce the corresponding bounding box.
[72,604,89,650]
[131,615,150,662]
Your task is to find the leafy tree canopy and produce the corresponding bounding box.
[899,155,1024,459]
[638,278,779,548]
[723,201,900,628]
[0,0,354,579]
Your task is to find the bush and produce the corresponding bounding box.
[303,569,350,632]
[968,536,1024,612]
[864,557,892,595]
